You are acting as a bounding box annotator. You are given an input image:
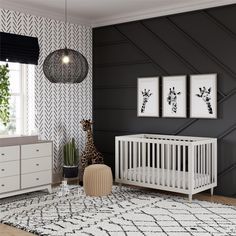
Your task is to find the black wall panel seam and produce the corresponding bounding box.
[203,11,236,40]
[141,21,200,73]
[141,21,227,97]
[218,163,236,178]
[114,25,169,75]
[167,16,236,79]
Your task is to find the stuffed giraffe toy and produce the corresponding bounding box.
[79,119,104,183]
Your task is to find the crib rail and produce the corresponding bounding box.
[115,134,217,200]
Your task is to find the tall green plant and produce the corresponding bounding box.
[0,65,10,126]
[63,138,79,166]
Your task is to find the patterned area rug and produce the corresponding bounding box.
[0,186,236,236]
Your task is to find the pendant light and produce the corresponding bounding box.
[43,0,88,83]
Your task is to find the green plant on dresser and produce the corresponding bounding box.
[0,65,10,126]
[63,138,79,178]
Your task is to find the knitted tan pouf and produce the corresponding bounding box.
[83,164,113,197]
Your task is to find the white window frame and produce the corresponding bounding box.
[0,62,29,135]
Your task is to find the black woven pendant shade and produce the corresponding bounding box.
[42,0,89,84]
[43,48,88,83]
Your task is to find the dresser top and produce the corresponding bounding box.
[0,135,52,147]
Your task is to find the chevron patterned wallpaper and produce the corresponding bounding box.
[94,4,236,197]
[0,8,92,182]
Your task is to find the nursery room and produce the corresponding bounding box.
[0,0,236,235]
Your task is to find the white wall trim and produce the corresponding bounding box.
[1,0,235,27]
[92,0,236,27]
[0,1,92,26]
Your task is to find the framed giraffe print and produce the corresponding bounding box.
[137,77,159,117]
[162,75,187,118]
[190,74,217,119]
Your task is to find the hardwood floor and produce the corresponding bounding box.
[0,188,236,236]
[0,224,34,236]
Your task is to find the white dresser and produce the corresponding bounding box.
[0,141,52,199]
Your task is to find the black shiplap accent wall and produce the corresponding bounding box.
[93,4,236,197]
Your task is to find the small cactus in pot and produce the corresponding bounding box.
[63,138,79,178]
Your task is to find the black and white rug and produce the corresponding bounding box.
[0,186,236,236]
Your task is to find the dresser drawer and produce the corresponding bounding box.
[21,170,51,189]
[0,161,19,178]
[0,146,19,163]
[0,176,20,193]
[22,156,52,174]
[21,142,52,159]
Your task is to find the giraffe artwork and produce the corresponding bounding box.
[162,75,186,118]
[141,89,152,113]
[196,87,213,114]
[167,87,181,114]
[79,119,104,183]
[190,74,217,118]
[137,77,159,117]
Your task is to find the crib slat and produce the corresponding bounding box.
[177,145,180,189]
[208,143,211,184]
[152,143,155,185]
[156,144,159,185]
[172,145,176,188]
[197,145,200,188]
[206,144,209,185]
[142,142,146,183]
[194,145,197,189]
[201,144,203,187]
[167,144,170,187]
[138,142,141,183]
[203,144,206,186]
[213,141,217,185]
[133,142,137,182]
[147,143,150,184]
[128,141,132,180]
[115,139,119,180]
[182,145,186,190]
[124,141,128,181]
[161,143,165,186]
[207,143,210,184]
[120,141,123,181]
[188,144,194,197]
[211,143,214,183]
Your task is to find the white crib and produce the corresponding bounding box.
[115,134,217,202]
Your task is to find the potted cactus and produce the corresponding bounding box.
[63,138,79,178]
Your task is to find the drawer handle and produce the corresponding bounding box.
[36,149,39,152]
[36,178,39,180]
[36,164,39,166]
[1,169,5,171]
[1,153,5,156]
[1,184,5,187]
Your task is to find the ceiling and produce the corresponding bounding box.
[0,0,235,27]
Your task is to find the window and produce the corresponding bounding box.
[0,61,35,135]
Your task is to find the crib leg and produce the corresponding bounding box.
[188,194,192,203]
[119,183,122,190]
[211,187,214,196]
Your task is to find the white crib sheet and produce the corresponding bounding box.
[124,167,211,189]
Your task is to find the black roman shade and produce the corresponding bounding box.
[0,32,40,65]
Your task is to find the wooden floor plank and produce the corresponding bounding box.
[0,224,34,236]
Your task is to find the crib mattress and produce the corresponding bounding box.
[124,167,211,188]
